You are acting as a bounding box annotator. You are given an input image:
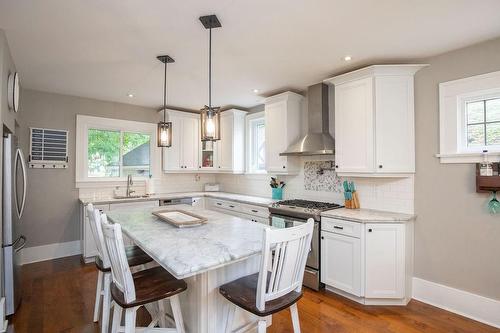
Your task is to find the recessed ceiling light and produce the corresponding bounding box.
[344,56,352,62]
[127,93,134,98]
[253,89,259,93]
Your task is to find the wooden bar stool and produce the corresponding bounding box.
[219,219,315,333]
[100,213,187,333]
[87,203,153,333]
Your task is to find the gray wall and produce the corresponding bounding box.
[18,90,158,247]
[415,37,500,300]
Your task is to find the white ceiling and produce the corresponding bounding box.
[1,0,500,110]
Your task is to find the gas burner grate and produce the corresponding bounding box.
[276,199,342,210]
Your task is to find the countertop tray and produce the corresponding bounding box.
[152,209,208,228]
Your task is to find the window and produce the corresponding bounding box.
[76,115,159,183]
[246,112,266,173]
[87,129,151,178]
[438,70,500,163]
[466,98,500,148]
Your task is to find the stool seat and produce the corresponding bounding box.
[219,272,302,317]
[95,245,152,272]
[111,266,187,309]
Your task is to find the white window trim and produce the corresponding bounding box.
[75,115,160,185]
[437,70,500,163]
[245,111,267,174]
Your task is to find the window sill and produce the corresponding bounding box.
[436,152,500,164]
[75,178,148,189]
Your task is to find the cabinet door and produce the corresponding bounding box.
[375,76,415,173]
[265,102,288,172]
[335,77,374,173]
[218,114,233,171]
[163,114,182,171]
[181,117,199,171]
[321,231,362,296]
[365,223,404,299]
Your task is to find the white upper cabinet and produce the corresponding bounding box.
[324,64,426,176]
[162,110,199,172]
[264,92,302,174]
[216,109,246,173]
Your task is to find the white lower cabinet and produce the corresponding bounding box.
[321,217,411,305]
[321,231,362,296]
[206,198,269,224]
[365,223,404,299]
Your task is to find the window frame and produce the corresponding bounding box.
[76,115,160,184]
[438,70,500,163]
[245,111,267,174]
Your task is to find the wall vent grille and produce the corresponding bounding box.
[29,128,68,169]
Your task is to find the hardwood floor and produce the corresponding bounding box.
[9,255,498,333]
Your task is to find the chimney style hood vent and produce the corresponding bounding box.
[280,83,335,156]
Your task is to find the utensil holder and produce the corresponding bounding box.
[272,188,283,200]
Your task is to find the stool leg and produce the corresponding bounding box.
[157,299,167,327]
[290,303,301,333]
[170,295,185,333]
[257,320,267,333]
[224,303,235,333]
[124,307,137,333]
[93,270,103,322]
[101,273,112,333]
[111,305,122,333]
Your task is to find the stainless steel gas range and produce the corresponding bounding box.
[268,199,343,291]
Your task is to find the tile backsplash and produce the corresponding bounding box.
[304,161,342,192]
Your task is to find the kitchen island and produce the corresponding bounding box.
[107,205,269,333]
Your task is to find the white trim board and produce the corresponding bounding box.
[20,240,81,265]
[412,277,500,329]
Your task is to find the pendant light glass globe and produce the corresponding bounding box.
[157,55,174,148]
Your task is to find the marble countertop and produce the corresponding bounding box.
[106,205,268,279]
[80,191,275,208]
[321,208,415,223]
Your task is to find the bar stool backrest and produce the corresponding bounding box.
[86,203,111,268]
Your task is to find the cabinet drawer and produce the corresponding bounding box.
[239,203,269,219]
[209,199,239,212]
[322,217,361,238]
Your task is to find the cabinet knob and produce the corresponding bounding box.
[321,236,324,240]
[368,228,372,232]
[378,165,383,169]
[218,166,221,168]
[282,165,286,169]
[335,165,339,168]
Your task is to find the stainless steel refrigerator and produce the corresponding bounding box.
[2,132,27,315]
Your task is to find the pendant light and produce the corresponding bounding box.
[157,55,174,147]
[199,15,222,142]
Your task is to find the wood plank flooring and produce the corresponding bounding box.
[9,255,499,333]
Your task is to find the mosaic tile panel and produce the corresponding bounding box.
[304,160,342,192]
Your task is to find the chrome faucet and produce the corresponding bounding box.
[126,174,135,197]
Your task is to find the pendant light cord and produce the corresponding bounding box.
[209,27,212,111]
[163,60,167,123]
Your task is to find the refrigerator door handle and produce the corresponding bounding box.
[13,235,26,253]
[14,148,27,219]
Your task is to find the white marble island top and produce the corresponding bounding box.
[106,205,267,279]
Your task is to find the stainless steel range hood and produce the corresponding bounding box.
[280,83,335,156]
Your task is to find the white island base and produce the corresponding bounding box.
[176,255,270,333]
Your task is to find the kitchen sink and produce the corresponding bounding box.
[113,195,150,199]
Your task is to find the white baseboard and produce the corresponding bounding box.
[20,240,81,265]
[413,277,500,329]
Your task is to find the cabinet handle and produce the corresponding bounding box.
[251,209,258,213]
[229,205,235,208]
[368,228,372,232]
[216,203,222,206]
[333,226,343,230]
[378,165,383,169]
